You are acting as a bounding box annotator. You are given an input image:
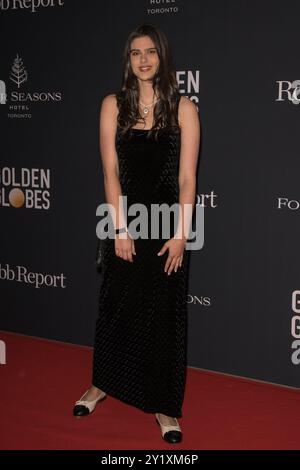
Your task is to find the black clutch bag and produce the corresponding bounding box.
[95,237,104,272]
[95,220,115,272]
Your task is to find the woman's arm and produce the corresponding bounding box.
[158,96,200,275]
[175,96,201,241]
[99,94,136,262]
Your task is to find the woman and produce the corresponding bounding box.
[73,23,200,444]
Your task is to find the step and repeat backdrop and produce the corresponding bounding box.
[1,0,300,389]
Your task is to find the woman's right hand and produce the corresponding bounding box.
[115,233,136,262]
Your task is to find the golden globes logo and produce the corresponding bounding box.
[176,70,200,107]
[0,167,51,209]
[9,188,25,208]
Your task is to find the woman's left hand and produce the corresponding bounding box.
[157,237,186,275]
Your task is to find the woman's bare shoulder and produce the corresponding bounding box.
[99,94,120,137]
[178,95,197,112]
[178,95,198,128]
[101,93,118,112]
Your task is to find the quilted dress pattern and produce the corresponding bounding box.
[92,119,191,418]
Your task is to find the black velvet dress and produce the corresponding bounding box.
[92,117,191,418]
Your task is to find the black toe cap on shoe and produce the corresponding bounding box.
[73,405,90,416]
[163,430,182,443]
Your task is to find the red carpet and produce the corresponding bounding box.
[1,330,300,450]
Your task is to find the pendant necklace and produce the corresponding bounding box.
[139,97,159,115]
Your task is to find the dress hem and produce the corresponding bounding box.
[91,379,183,419]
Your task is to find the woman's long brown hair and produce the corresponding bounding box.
[116,23,181,140]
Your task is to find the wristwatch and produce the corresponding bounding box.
[115,226,128,235]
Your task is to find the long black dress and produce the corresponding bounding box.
[92,115,191,418]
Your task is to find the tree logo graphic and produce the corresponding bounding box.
[10,54,28,88]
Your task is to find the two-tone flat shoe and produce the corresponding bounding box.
[73,390,107,417]
[155,413,182,443]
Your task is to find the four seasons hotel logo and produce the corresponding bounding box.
[10,54,28,88]
[1,52,63,119]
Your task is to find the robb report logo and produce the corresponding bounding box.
[197,191,218,208]
[276,80,300,105]
[0,167,51,209]
[0,0,64,13]
[291,290,300,364]
[0,263,66,289]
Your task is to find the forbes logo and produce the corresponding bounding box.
[277,198,300,210]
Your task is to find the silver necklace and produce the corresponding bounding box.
[139,97,159,115]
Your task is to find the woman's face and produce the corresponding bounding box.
[129,35,160,82]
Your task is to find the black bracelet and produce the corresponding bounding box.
[115,226,128,234]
